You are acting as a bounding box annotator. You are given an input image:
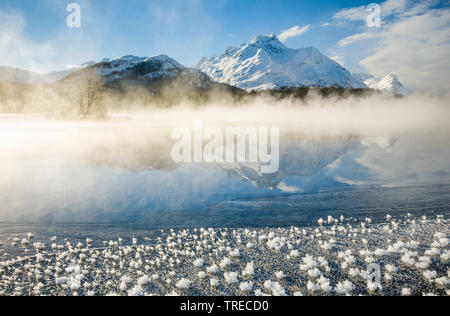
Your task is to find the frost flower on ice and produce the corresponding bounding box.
[435,277,449,287]
[239,282,254,292]
[423,270,437,281]
[206,264,219,274]
[176,278,191,290]
[401,288,412,296]
[335,281,354,295]
[210,279,219,287]
[385,264,398,273]
[224,272,239,284]
[242,262,255,277]
[229,249,240,258]
[275,271,285,279]
[219,257,232,269]
[264,280,286,296]
[193,258,205,268]
[137,276,150,286]
[307,280,320,293]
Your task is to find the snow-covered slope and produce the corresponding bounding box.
[353,72,411,95]
[197,34,366,91]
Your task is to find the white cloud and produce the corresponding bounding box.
[332,1,450,95]
[333,5,367,22]
[338,32,380,47]
[381,0,408,16]
[0,10,54,72]
[329,55,345,66]
[278,25,311,43]
[0,5,103,73]
[359,9,450,94]
[333,0,409,23]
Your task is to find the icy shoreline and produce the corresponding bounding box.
[0,214,448,296]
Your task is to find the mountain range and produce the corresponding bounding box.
[0,34,410,95]
[0,62,95,84]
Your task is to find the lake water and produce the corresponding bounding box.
[1,112,449,235]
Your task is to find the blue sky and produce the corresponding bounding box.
[0,0,448,93]
[0,0,388,68]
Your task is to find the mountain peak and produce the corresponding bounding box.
[197,35,359,90]
[250,34,286,50]
[353,72,411,95]
[375,73,411,95]
[383,72,400,81]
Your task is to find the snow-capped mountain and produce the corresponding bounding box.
[63,55,214,88]
[353,72,411,95]
[0,67,48,84]
[197,34,366,91]
[0,62,95,84]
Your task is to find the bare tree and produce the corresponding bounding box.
[63,67,105,118]
[83,69,104,117]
